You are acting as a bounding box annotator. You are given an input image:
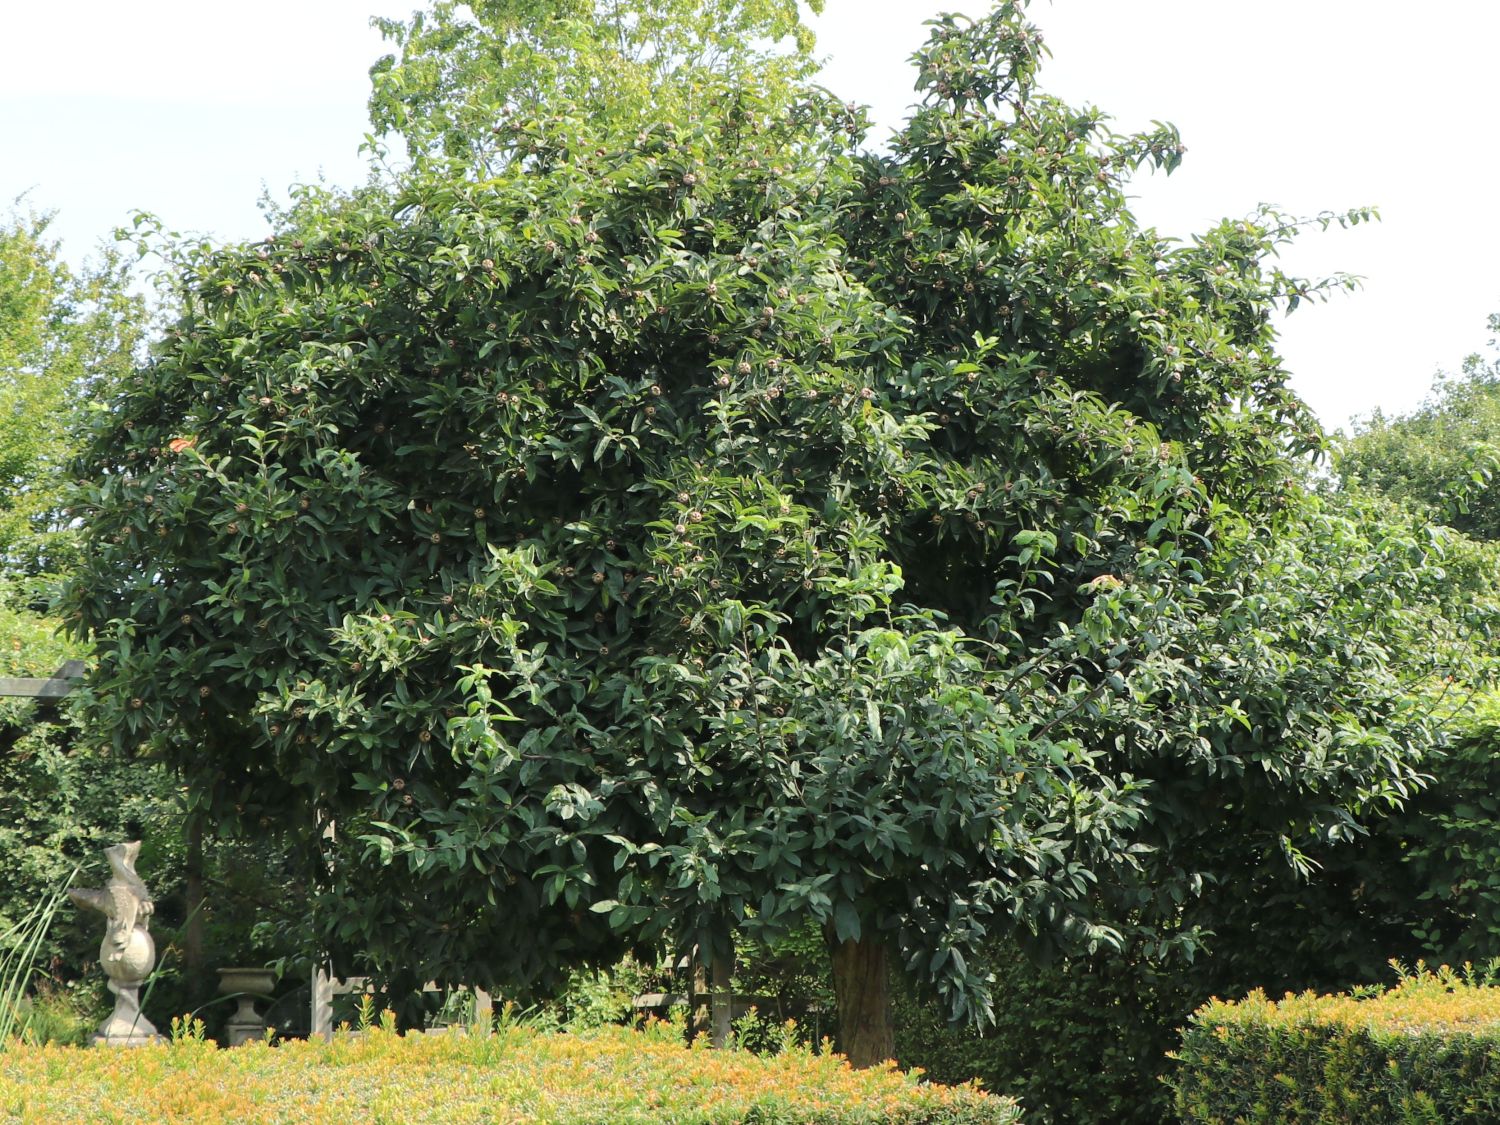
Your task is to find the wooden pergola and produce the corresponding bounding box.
[0,660,84,701]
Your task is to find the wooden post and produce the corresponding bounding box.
[311,965,334,1041]
[690,955,710,1042]
[183,817,204,986]
[710,955,733,1048]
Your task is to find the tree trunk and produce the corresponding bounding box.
[829,935,895,1068]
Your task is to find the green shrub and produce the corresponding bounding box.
[893,944,1196,1125]
[7,981,93,1047]
[1171,967,1500,1123]
[546,956,661,1031]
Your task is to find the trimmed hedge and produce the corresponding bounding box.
[1172,969,1500,1123]
[0,1019,1022,1124]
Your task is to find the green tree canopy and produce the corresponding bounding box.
[66,1,1435,1065]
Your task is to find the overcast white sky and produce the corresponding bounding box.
[4,0,1497,431]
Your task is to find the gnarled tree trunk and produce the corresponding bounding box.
[829,934,895,1068]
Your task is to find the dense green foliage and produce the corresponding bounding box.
[1333,317,1500,969]
[882,486,1494,1124]
[64,2,1446,1052]
[1172,968,1500,1124]
[894,947,1191,1125]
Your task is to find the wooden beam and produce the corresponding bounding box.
[0,661,84,699]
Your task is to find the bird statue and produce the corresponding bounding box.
[69,841,163,1046]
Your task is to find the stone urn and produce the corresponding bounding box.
[218,967,278,1046]
[68,841,164,1046]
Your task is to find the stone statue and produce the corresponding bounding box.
[69,841,164,1046]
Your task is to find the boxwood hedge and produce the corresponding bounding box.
[1172,968,1500,1123]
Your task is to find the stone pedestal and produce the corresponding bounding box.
[91,979,161,1047]
[218,967,277,1046]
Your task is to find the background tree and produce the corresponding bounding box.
[889,483,1488,1123]
[1337,314,1500,541]
[0,205,150,932]
[66,0,1439,1069]
[883,318,1500,1120]
[0,209,144,591]
[367,0,823,165]
[1334,315,1500,992]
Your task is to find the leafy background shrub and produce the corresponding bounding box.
[0,593,172,1029]
[1394,689,1500,963]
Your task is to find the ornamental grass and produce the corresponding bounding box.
[0,1018,1021,1124]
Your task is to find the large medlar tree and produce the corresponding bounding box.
[67,2,1431,1066]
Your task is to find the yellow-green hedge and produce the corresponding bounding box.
[1172,969,1500,1123]
[0,1019,1021,1124]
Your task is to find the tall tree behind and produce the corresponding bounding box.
[367,0,823,165]
[0,211,173,1031]
[1337,313,1500,542]
[0,210,145,592]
